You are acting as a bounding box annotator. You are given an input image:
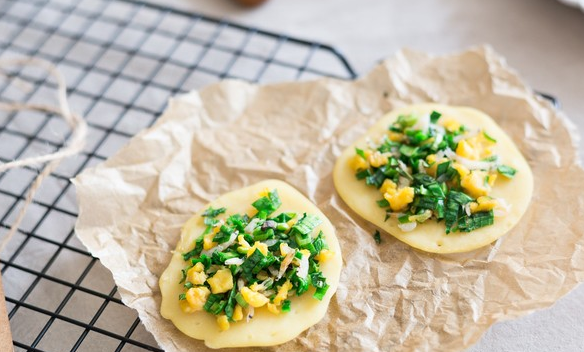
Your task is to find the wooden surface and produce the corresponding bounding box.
[0,274,13,352]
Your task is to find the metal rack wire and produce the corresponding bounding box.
[0,0,357,351]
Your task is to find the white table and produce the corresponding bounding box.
[145,0,584,351]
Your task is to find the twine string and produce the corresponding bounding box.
[0,57,87,255]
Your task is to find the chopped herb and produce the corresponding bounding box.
[203,207,226,218]
[373,230,382,244]
[355,147,367,159]
[252,190,282,214]
[497,165,517,178]
[281,300,291,312]
[376,199,390,208]
[483,131,497,143]
[430,111,442,123]
[179,293,186,301]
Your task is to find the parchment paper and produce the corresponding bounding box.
[73,46,584,352]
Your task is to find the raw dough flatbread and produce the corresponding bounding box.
[333,104,534,253]
[159,179,342,348]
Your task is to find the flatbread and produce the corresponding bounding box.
[159,179,342,348]
[333,104,534,253]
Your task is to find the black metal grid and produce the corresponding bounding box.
[0,0,357,351]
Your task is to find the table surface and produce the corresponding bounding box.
[147,1,584,351]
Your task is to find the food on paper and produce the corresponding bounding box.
[334,104,533,253]
[159,179,342,348]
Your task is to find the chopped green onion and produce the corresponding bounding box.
[373,230,381,244]
[281,300,291,312]
[179,293,187,301]
[355,147,367,159]
[203,207,226,218]
[483,131,497,143]
[430,111,442,123]
[497,165,517,178]
[252,189,282,214]
[376,199,390,208]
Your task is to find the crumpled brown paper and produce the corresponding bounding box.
[73,46,584,352]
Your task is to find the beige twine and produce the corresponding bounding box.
[0,57,87,255]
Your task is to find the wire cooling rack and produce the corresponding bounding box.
[0,0,357,351]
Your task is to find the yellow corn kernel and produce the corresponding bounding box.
[247,241,268,257]
[207,269,234,294]
[250,282,264,292]
[280,243,292,256]
[440,117,461,132]
[185,286,210,311]
[470,196,498,213]
[232,304,243,321]
[217,315,230,331]
[368,151,388,168]
[180,300,196,313]
[267,303,280,315]
[187,266,208,286]
[388,131,405,142]
[461,171,490,198]
[451,162,470,178]
[487,173,497,186]
[350,154,368,171]
[380,178,397,195]
[456,140,479,160]
[258,187,270,198]
[315,249,334,263]
[238,235,251,249]
[273,280,293,305]
[203,233,216,250]
[384,187,415,212]
[240,286,269,308]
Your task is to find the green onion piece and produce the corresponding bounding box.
[430,111,442,123]
[376,199,390,208]
[483,131,497,143]
[398,214,411,224]
[203,207,226,218]
[355,147,367,159]
[252,189,282,214]
[281,300,291,312]
[290,213,322,248]
[235,292,248,308]
[449,190,473,204]
[179,268,187,284]
[436,161,452,179]
[458,210,495,232]
[204,217,219,226]
[182,238,204,261]
[399,144,418,157]
[272,212,296,223]
[413,173,436,187]
[241,249,265,281]
[366,169,386,188]
[191,254,211,269]
[179,293,186,301]
[355,169,371,180]
[313,284,329,301]
[184,282,194,289]
[204,294,226,315]
[373,230,381,244]
[444,200,460,234]
[497,165,517,178]
[211,251,239,265]
[224,286,238,321]
[396,114,418,128]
